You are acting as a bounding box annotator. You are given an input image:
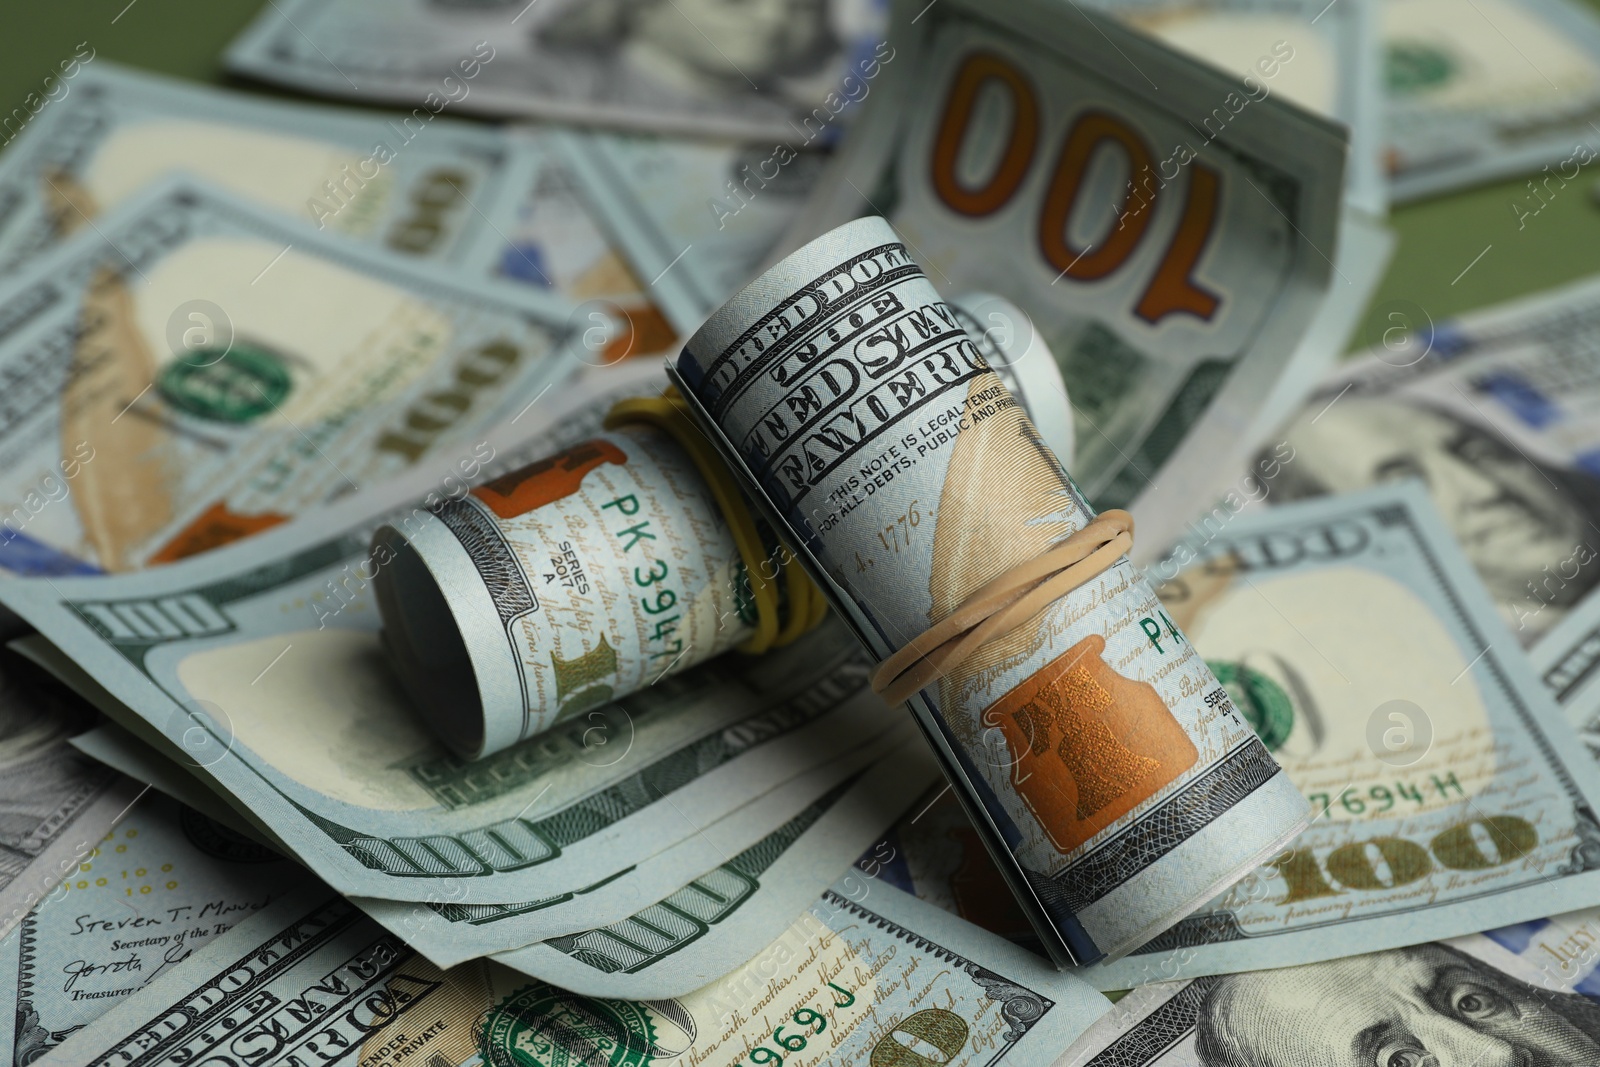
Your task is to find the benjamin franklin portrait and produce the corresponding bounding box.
[1266,394,1600,635]
[1193,942,1600,1067]
[534,0,841,99]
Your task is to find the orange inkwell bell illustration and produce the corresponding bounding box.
[985,633,1197,854]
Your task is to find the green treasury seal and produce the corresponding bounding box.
[482,984,660,1067]
[156,343,292,423]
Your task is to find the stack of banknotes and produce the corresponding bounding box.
[3,0,1600,1063]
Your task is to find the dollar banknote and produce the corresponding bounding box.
[0,173,586,579]
[75,707,995,1002]
[1259,273,1600,661]
[32,876,1110,1067]
[326,351,675,541]
[1074,1,1397,422]
[490,745,939,997]
[372,420,803,758]
[0,449,915,907]
[1539,604,1600,765]
[1070,0,1600,203]
[0,651,144,942]
[1060,904,1600,1067]
[1386,277,1600,768]
[224,0,888,141]
[0,60,691,374]
[672,216,1311,967]
[0,58,691,404]
[1383,0,1600,201]
[0,791,311,1066]
[68,719,286,846]
[495,139,680,364]
[65,708,932,978]
[778,0,1367,556]
[556,130,829,337]
[1081,0,1386,217]
[76,713,924,972]
[349,724,919,959]
[1083,480,1600,988]
[0,62,538,276]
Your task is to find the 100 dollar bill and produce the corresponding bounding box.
[0,174,583,578]
[1081,0,1385,217]
[57,638,950,995]
[351,721,920,961]
[0,63,536,276]
[1383,0,1600,201]
[62,707,925,974]
[35,875,1109,1067]
[224,0,888,141]
[1268,272,1600,649]
[0,792,309,1066]
[1063,903,1600,1067]
[0,60,691,374]
[1257,271,1600,758]
[1085,480,1600,987]
[780,0,1352,556]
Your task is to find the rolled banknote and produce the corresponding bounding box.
[370,293,1071,758]
[666,216,1312,967]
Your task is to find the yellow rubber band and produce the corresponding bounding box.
[777,548,815,647]
[604,389,827,655]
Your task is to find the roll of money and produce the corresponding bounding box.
[371,294,1070,759]
[666,217,1312,967]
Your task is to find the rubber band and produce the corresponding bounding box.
[777,546,817,647]
[605,389,826,655]
[869,510,1135,706]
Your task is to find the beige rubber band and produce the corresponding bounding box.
[869,510,1134,706]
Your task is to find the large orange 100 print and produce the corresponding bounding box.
[931,51,1223,327]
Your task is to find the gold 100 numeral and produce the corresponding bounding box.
[1271,815,1538,903]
